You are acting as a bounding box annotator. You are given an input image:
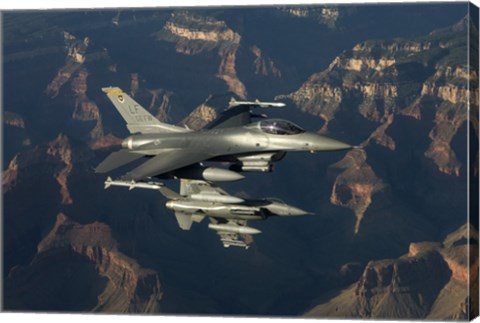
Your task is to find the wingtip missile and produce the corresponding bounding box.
[228,99,286,109]
[104,176,113,189]
[104,177,164,190]
[263,102,286,108]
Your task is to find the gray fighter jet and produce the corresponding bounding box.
[102,176,309,248]
[96,87,352,182]
[159,179,311,249]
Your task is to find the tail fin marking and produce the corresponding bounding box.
[102,87,189,134]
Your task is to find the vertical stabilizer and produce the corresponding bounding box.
[102,87,189,134]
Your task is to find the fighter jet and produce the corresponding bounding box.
[96,87,352,182]
[102,176,309,248]
[158,179,311,249]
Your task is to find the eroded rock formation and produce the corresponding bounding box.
[155,11,247,98]
[306,224,478,320]
[2,134,87,204]
[180,103,217,130]
[5,213,163,312]
[329,149,386,234]
[281,17,476,176]
[4,111,26,128]
[251,45,281,78]
[280,6,344,29]
[46,32,89,98]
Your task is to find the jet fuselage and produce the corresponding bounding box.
[165,198,309,220]
[123,119,351,160]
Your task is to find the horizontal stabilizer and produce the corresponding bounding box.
[159,186,182,200]
[123,151,209,181]
[95,150,144,173]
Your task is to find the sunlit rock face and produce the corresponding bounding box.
[306,224,478,320]
[329,149,386,234]
[46,32,90,98]
[3,134,76,204]
[280,6,346,29]
[154,11,247,98]
[282,18,476,177]
[279,17,476,245]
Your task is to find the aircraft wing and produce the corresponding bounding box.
[122,149,211,181]
[206,98,285,129]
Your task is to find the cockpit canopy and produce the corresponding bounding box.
[259,119,305,135]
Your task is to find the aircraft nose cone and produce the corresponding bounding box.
[311,135,352,151]
[265,201,309,216]
[288,206,311,216]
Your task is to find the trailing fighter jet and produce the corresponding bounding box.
[158,179,311,249]
[96,87,352,182]
[102,176,310,248]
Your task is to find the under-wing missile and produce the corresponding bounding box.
[104,177,163,190]
[208,223,262,235]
